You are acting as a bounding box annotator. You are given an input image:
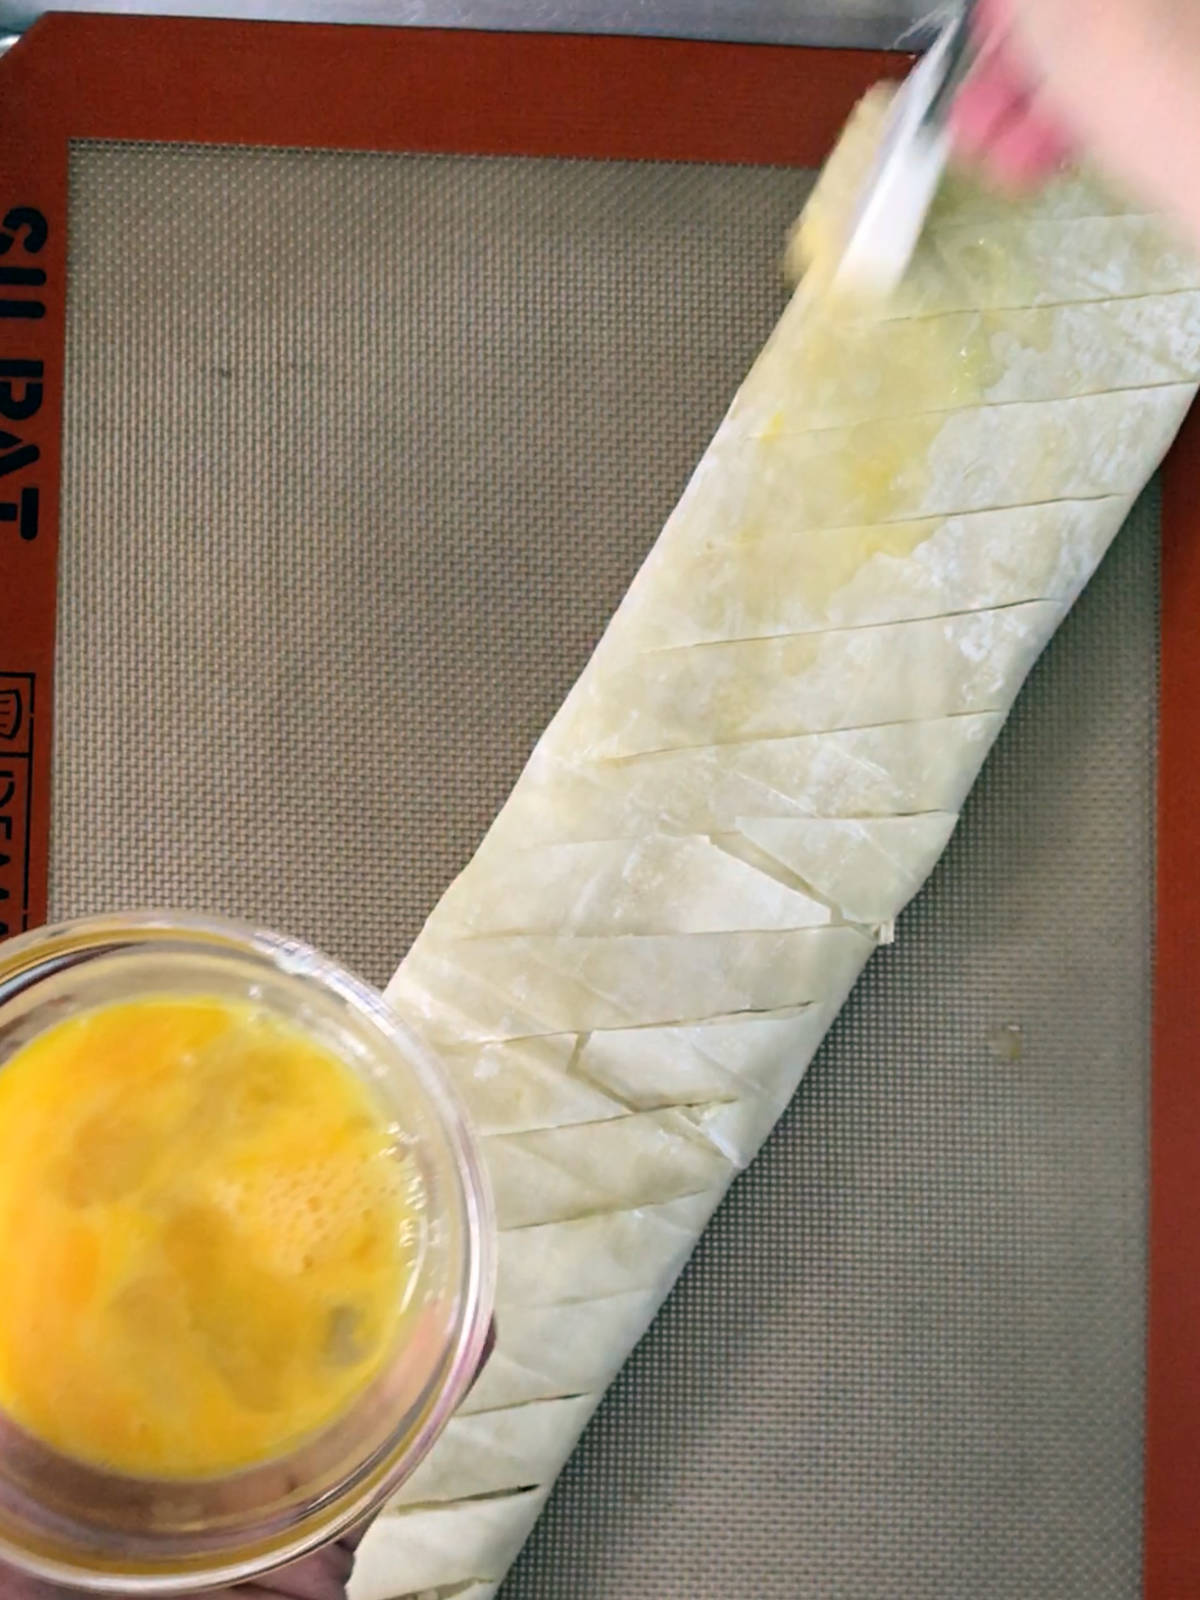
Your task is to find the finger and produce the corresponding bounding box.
[0,1567,67,1600]
[0,1574,241,1600]
[253,1545,355,1600]
[333,1518,374,1554]
[983,102,1074,186]
[972,0,1014,41]
[949,64,1028,160]
[949,25,1075,188]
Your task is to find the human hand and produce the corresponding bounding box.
[950,0,1200,242]
[0,1528,365,1600]
[0,1314,494,1600]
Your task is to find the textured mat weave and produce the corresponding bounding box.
[53,142,1153,1599]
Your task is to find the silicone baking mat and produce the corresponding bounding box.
[2,17,1199,1598]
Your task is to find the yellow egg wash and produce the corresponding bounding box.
[0,996,420,1479]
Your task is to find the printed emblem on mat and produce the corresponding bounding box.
[0,672,33,935]
[0,207,49,546]
[0,685,23,744]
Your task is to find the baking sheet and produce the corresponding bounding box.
[52,139,1154,1598]
[0,0,930,50]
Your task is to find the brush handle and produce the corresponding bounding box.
[924,0,978,130]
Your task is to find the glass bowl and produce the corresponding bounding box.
[0,911,495,1592]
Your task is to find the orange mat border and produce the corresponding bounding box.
[0,15,1195,1595]
[1150,400,1200,1595]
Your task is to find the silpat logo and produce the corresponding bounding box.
[0,685,21,741]
[0,675,32,934]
